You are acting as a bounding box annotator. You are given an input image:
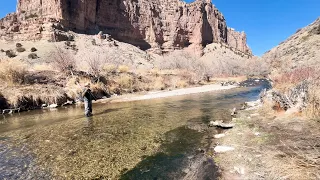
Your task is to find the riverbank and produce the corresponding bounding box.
[99,84,238,104]
[212,100,320,179]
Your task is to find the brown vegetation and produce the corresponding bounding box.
[0,59,27,85]
[271,66,320,119]
[0,41,266,111]
[50,47,76,75]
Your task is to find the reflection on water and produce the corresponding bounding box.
[0,86,265,179]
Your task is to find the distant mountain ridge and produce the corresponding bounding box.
[0,0,251,55]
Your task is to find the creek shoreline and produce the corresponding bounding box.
[1,83,237,115]
[98,84,238,104]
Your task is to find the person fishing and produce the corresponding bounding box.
[81,82,97,117]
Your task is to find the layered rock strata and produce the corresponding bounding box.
[0,0,251,54]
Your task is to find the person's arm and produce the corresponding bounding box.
[89,90,97,101]
[82,88,88,98]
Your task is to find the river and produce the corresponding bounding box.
[0,84,267,180]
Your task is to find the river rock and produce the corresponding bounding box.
[209,121,235,129]
[231,107,237,116]
[62,100,73,106]
[214,146,235,153]
[214,134,226,139]
[209,120,223,127]
[48,104,58,108]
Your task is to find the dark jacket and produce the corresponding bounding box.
[82,88,96,101]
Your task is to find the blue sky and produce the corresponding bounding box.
[1,0,319,56]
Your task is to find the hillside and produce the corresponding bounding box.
[261,17,320,119]
[263,17,320,74]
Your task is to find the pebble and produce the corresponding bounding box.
[214,134,226,139]
[214,146,235,153]
[234,166,245,175]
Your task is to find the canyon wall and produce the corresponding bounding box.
[0,0,251,54]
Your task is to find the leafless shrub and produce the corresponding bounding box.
[272,67,316,91]
[50,47,76,76]
[118,65,129,73]
[85,55,104,76]
[245,58,270,77]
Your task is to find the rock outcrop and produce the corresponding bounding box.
[0,0,251,54]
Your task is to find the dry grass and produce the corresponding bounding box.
[305,83,320,119]
[0,59,28,86]
[264,138,320,180]
[2,84,67,108]
[215,107,320,180]
[118,65,130,73]
[152,76,166,90]
[117,74,133,90]
[32,64,53,71]
[65,77,107,99]
[102,64,117,74]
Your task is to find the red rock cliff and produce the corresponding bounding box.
[0,0,251,54]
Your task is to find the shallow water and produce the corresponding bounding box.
[0,86,265,179]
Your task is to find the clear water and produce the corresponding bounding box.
[0,86,264,179]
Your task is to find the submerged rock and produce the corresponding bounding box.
[209,121,235,129]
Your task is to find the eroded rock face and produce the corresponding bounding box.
[0,0,251,54]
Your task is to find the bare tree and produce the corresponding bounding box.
[50,47,76,76]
